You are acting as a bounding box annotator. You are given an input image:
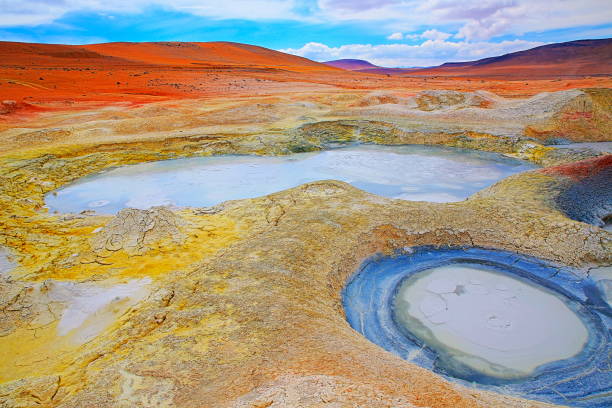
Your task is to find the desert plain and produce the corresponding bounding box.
[0,40,611,408]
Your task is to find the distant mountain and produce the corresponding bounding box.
[323,59,424,75]
[323,59,380,70]
[0,41,340,72]
[355,67,422,75]
[409,39,612,77]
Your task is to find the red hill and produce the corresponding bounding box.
[0,41,339,72]
[0,40,341,109]
[82,41,339,72]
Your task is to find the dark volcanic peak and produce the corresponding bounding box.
[416,38,612,77]
[323,59,380,70]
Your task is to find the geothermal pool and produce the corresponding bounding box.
[343,248,611,407]
[394,264,588,378]
[554,141,612,153]
[45,144,536,214]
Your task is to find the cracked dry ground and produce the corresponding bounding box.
[0,88,611,408]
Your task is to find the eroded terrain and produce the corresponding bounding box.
[0,86,610,407]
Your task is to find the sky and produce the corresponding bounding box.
[1,0,611,67]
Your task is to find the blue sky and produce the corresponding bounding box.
[1,1,611,67]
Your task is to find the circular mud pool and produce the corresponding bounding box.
[45,144,536,214]
[343,248,611,407]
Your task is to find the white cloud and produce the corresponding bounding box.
[388,29,452,42]
[421,29,452,41]
[1,0,610,45]
[403,33,421,40]
[316,0,410,22]
[0,0,301,27]
[281,39,545,67]
[320,0,400,12]
[315,0,612,41]
[173,0,300,20]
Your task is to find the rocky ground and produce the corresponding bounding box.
[0,87,610,407]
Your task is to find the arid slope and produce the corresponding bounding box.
[83,41,340,71]
[410,39,612,78]
[1,40,610,121]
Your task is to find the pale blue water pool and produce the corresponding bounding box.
[45,144,536,214]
